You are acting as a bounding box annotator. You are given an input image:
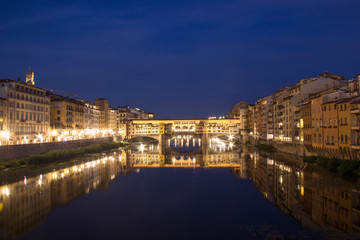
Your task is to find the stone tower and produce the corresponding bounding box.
[26,67,35,85]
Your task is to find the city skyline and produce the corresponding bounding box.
[1,0,360,118]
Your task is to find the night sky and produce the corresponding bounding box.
[1,0,360,118]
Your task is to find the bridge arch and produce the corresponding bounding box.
[128,135,160,143]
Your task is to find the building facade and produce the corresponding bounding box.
[50,94,85,131]
[0,74,51,144]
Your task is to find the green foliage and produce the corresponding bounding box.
[256,144,276,152]
[304,156,360,179]
[0,141,128,169]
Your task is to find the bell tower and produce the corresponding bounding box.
[26,67,35,85]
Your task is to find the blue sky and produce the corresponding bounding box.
[1,0,360,118]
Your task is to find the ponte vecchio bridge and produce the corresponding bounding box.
[120,118,241,141]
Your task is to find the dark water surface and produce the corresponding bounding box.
[1,140,360,240]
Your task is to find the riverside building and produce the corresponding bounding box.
[50,93,85,140]
[0,69,51,144]
[84,101,101,130]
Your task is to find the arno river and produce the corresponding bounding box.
[1,135,360,240]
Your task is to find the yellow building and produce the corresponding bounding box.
[350,97,360,154]
[300,100,312,146]
[322,100,339,151]
[0,74,51,144]
[337,99,352,154]
[95,98,109,130]
[108,108,119,132]
[84,101,100,130]
[0,97,8,144]
[311,95,323,148]
[50,94,85,130]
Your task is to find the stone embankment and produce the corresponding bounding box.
[246,137,358,160]
[0,137,114,161]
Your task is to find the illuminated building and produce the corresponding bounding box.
[272,73,346,144]
[310,90,335,149]
[95,98,109,130]
[337,99,352,155]
[50,93,85,130]
[0,69,51,144]
[254,96,273,140]
[299,100,311,146]
[311,89,352,149]
[108,107,119,132]
[322,100,339,151]
[84,101,101,130]
[118,106,155,121]
[350,96,360,154]
[228,102,254,140]
[0,97,8,145]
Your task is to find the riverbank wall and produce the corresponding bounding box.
[257,139,306,156]
[0,137,114,161]
[248,137,359,160]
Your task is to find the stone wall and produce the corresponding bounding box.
[257,139,305,156]
[0,137,114,161]
[253,137,359,160]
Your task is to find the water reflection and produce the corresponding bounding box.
[242,151,360,235]
[0,139,360,239]
[0,153,130,240]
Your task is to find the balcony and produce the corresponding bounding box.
[353,206,360,214]
[351,126,360,131]
[352,144,360,150]
[351,109,360,114]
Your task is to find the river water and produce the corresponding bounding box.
[0,135,360,240]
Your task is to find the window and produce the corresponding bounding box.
[334,105,337,110]
[324,106,327,111]
[345,135,348,142]
[318,134,322,143]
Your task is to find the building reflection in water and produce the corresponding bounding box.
[0,153,130,240]
[0,140,360,239]
[241,151,360,234]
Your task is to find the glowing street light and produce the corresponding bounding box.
[3,186,10,196]
[51,130,57,137]
[139,144,145,152]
